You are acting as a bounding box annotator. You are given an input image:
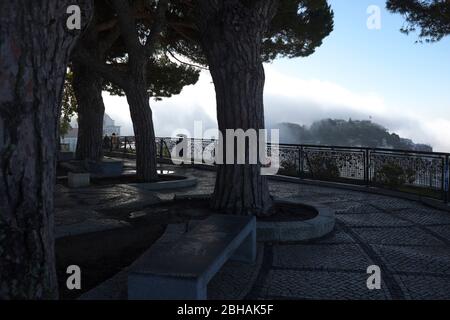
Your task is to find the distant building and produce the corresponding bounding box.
[60,126,78,152]
[103,114,121,136]
[60,114,121,152]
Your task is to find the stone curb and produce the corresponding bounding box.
[174,193,212,201]
[171,194,336,243]
[257,198,335,242]
[128,176,198,191]
[55,219,131,239]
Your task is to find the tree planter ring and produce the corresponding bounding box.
[257,198,335,242]
[172,195,335,242]
[128,176,198,191]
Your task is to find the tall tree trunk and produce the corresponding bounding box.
[72,0,166,182]
[72,61,105,161]
[124,75,158,182]
[196,0,279,216]
[0,1,92,299]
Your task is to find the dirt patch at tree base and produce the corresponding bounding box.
[258,202,318,222]
[90,173,182,186]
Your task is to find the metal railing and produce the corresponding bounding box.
[107,136,450,203]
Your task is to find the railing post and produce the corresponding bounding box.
[159,138,164,160]
[364,148,370,186]
[444,155,449,203]
[299,146,304,178]
[190,138,194,164]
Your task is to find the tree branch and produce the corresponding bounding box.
[72,47,127,88]
[97,18,118,32]
[111,0,141,56]
[166,49,208,70]
[144,0,169,56]
[98,25,121,54]
[169,23,198,43]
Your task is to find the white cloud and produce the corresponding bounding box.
[411,118,450,152]
[264,66,388,117]
[102,93,132,134]
[103,72,217,137]
[103,64,450,152]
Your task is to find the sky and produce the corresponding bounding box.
[103,0,450,152]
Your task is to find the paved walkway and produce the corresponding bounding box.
[56,161,450,299]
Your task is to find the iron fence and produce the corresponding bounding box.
[108,136,450,202]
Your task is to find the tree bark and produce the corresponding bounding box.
[0,0,92,299]
[72,0,167,182]
[73,61,105,161]
[196,0,279,216]
[71,11,115,163]
[124,77,158,182]
[110,0,166,182]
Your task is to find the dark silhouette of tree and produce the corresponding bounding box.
[72,63,106,161]
[104,55,199,99]
[0,0,93,299]
[187,0,334,216]
[68,54,199,162]
[74,0,170,181]
[71,0,200,163]
[387,0,450,42]
[74,0,333,214]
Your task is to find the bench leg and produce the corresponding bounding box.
[128,274,207,300]
[230,228,256,263]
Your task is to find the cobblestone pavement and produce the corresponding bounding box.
[57,162,450,299]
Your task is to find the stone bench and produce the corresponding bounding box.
[60,159,123,178]
[128,214,256,300]
[88,158,123,177]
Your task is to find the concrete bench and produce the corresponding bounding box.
[60,159,123,178]
[128,214,256,300]
[88,158,123,177]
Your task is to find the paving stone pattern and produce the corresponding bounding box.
[57,162,450,300]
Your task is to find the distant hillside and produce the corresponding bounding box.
[272,119,432,152]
